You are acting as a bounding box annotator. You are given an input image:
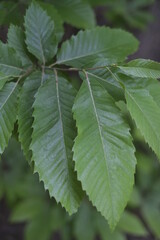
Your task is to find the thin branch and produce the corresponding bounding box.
[45,64,117,73]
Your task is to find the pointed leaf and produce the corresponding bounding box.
[31,73,83,214]
[0,82,19,154]
[73,74,136,228]
[57,27,138,67]
[0,42,24,76]
[24,2,57,64]
[18,72,41,162]
[53,0,96,29]
[125,88,160,158]
[8,25,32,67]
[118,59,160,79]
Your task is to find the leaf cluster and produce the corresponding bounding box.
[0,2,160,230]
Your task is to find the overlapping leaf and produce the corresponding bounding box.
[57,27,138,67]
[25,2,57,64]
[18,72,41,162]
[31,73,83,213]
[125,88,160,159]
[0,82,19,154]
[0,42,24,76]
[53,0,95,29]
[8,25,32,67]
[73,74,136,228]
[118,59,160,79]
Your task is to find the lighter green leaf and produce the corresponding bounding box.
[31,73,83,214]
[18,72,41,162]
[73,74,136,228]
[118,59,160,79]
[25,2,57,64]
[0,42,24,76]
[118,211,147,236]
[8,25,32,67]
[56,27,138,67]
[0,82,19,154]
[53,0,96,29]
[125,89,160,158]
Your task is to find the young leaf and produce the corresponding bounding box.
[0,42,24,76]
[118,59,160,79]
[56,27,139,67]
[31,73,83,214]
[125,89,160,158]
[0,82,19,154]
[53,0,96,29]
[24,2,57,65]
[18,72,41,162]
[8,25,32,67]
[73,74,136,229]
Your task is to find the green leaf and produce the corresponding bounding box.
[0,82,19,154]
[86,67,124,101]
[18,72,41,162]
[74,201,95,240]
[142,203,160,238]
[0,73,12,90]
[96,214,126,240]
[53,0,96,29]
[117,211,147,236]
[57,27,139,67]
[31,73,83,214]
[10,199,44,222]
[24,2,57,64]
[118,59,160,79]
[0,1,22,26]
[8,25,32,67]
[38,2,64,42]
[125,88,160,159]
[73,74,136,228]
[0,42,24,76]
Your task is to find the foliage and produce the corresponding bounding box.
[0,0,154,30]
[1,138,159,240]
[0,0,160,236]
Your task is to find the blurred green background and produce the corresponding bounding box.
[0,0,160,240]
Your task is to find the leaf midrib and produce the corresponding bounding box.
[0,83,17,112]
[57,42,132,65]
[55,73,75,200]
[85,74,115,220]
[126,90,160,145]
[0,63,24,73]
[87,71,121,89]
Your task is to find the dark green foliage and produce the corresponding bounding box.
[0,1,160,237]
